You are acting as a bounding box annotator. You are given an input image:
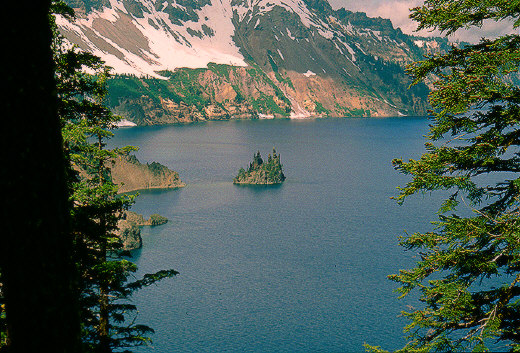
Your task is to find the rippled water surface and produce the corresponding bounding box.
[109,117,438,352]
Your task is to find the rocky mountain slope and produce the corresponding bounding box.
[59,0,449,123]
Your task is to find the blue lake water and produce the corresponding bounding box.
[109,117,441,352]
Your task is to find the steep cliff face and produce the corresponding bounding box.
[117,211,169,250]
[111,155,185,193]
[117,218,142,251]
[58,0,448,124]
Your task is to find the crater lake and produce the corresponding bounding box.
[109,117,439,352]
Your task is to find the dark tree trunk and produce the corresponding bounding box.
[0,1,82,352]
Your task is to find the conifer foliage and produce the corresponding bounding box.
[1,1,82,351]
[234,149,286,184]
[370,1,520,352]
[50,2,177,351]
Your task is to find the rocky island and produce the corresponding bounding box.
[234,149,286,185]
[117,211,169,251]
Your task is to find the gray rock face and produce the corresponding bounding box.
[111,155,185,194]
[117,218,143,251]
[116,211,170,250]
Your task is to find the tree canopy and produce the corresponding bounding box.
[51,3,178,351]
[369,0,520,352]
[1,1,82,351]
[1,2,177,352]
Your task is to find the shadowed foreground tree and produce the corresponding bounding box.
[368,1,520,352]
[1,2,177,351]
[52,3,178,351]
[0,1,81,352]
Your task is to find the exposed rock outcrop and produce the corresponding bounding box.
[117,211,169,250]
[111,155,185,193]
[124,211,169,226]
[118,219,142,251]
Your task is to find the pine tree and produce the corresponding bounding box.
[0,1,82,351]
[0,271,6,347]
[51,2,177,351]
[253,151,263,167]
[369,1,520,352]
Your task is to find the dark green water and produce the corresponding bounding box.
[109,117,439,352]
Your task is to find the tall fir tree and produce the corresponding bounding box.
[0,275,4,347]
[0,1,82,352]
[369,1,520,352]
[51,2,177,351]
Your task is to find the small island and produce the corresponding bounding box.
[234,149,286,185]
[117,211,169,251]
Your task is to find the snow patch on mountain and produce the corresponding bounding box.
[236,0,326,35]
[59,0,247,76]
[258,113,275,119]
[58,0,376,77]
[337,39,356,61]
[116,119,137,127]
[371,30,382,41]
